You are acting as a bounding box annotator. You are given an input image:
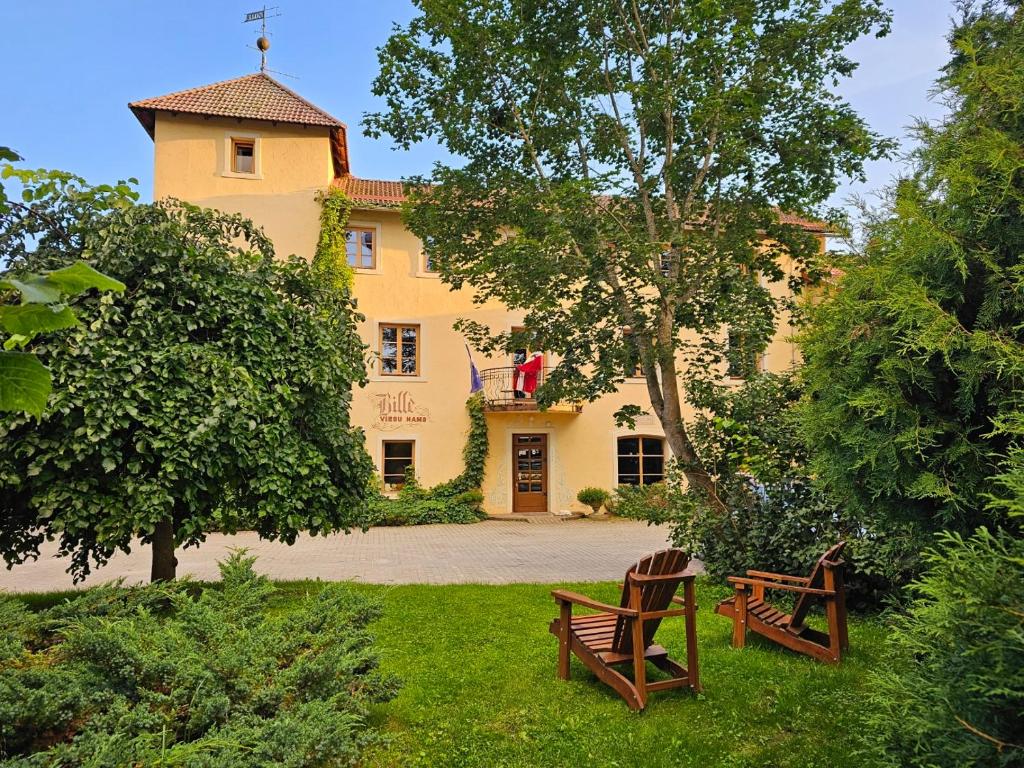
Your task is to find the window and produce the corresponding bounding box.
[623,329,643,378]
[659,250,672,277]
[422,236,438,273]
[617,436,665,485]
[726,329,761,379]
[382,440,414,489]
[231,138,255,174]
[511,326,544,367]
[346,227,376,269]
[380,323,420,376]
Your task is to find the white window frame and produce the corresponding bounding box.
[611,432,671,488]
[416,246,441,278]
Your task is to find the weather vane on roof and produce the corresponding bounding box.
[244,6,281,72]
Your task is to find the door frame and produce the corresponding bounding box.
[510,431,552,514]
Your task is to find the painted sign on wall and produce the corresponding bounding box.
[371,391,430,431]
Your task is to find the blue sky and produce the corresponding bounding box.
[2,0,955,211]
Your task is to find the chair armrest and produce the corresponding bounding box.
[745,570,811,583]
[670,595,697,609]
[551,589,638,617]
[727,577,835,596]
[628,570,695,584]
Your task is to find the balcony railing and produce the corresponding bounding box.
[478,366,582,413]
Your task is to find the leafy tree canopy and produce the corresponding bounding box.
[0,169,373,581]
[799,0,1024,534]
[0,158,127,415]
[366,0,892,503]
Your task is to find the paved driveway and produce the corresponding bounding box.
[0,518,675,592]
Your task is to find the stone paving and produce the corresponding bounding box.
[0,517,675,593]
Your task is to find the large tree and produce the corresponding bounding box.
[799,0,1024,536]
[366,0,892,504]
[0,169,373,581]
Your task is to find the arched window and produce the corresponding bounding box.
[616,436,665,485]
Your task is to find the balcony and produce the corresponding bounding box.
[478,366,583,413]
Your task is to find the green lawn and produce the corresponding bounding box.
[14,579,883,767]
[264,579,886,768]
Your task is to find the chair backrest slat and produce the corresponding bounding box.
[789,541,846,629]
[612,548,690,654]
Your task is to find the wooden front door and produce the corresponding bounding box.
[512,434,548,514]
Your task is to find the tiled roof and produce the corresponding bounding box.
[776,210,829,232]
[334,176,830,232]
[334,176,409,208]
[129,73,350,176]
[129,72,343,130]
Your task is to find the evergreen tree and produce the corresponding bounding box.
[800,0,1024,536]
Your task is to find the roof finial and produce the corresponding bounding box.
[244,6,280,72]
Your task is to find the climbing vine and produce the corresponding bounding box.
[432,391,488,496]
[368,393,490,525]
[312,186,354,291]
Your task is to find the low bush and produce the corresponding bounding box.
[609,482,674,524]
[366,470,486,527]
[576,487,610,514]
[0,552,397,767]
[673,373,919,609]
[362,394,489,527]
[367,496,485,526]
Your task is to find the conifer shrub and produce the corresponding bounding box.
[0,553,397,767]
[861,526,1024,767]
[630,373,919,609]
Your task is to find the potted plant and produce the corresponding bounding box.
[577,487,611,516]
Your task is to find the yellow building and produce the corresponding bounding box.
[129,73,826,516]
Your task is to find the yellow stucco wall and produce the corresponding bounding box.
[149,114,815,516]
[152,113,333,259]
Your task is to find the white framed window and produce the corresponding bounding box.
[417,236,440,277]
[346,226,377,269]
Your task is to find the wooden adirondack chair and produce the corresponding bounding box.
[549,548,700,711]
[715,541,849,663]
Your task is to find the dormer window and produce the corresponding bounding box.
[231,138,255,174]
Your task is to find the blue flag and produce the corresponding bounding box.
[466,344,483,394]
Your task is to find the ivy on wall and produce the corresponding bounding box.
[368,393,490,525]
[431,391,488,497]
[312,187,355,291]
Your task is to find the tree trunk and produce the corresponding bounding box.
[150,519,178,582]
[656,368,730,516]
[660,416,724,505]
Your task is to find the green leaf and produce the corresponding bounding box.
[44,262,126,296]
[0,303,78,338]
[0,351,52,415]
[0,276,62,304]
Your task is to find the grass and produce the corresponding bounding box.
[278,579,885,768]
[15,578,885,768]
